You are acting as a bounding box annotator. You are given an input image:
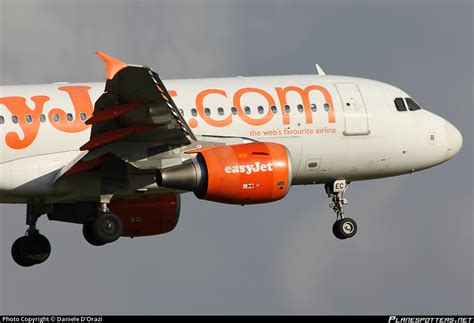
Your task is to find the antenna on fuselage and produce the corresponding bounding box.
[315,64,326,76]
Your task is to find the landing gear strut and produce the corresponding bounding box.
[11,201,52,267]
[82,202,123,246]
[325,180,357,240]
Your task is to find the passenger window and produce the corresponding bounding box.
[0,116,4,124]
[204,108,211,116]
[12,116,18,124]
[257,106,264,114]
[218,107,224,116]
[297,104,304,113]
[394,98,407,111]
[79,112,87,121]
[310,103,317,112]
[53,114,60,122]
[191,108,197,117]
[323,103,330,112]
[39,114,46,122]
[405,98,422,111]
[231,107,238,115]
[244,106,251,115]
[25,115,32,123]
[66,113,73,121]
[271,105,278,114]
[284,105,291,113]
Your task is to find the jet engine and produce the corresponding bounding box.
[156,142,292,204]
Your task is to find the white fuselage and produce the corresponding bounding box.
[0,75,462,203]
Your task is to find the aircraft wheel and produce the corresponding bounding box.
[12,234,51,267]
[83,220,107,246]
[22,233,51,264]
[333,218,357,239]
[332,221,345,240]
[12,237,35,267]
[86,212,123,245]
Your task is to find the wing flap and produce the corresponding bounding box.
[54,52,201,189]
[64,154,111,176]
[85,102,150,125]
[80,125,159,151]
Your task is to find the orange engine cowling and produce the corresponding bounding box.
[109,194,180,237]
[156,142,292,204]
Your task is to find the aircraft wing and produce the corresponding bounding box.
[55,52,198,181]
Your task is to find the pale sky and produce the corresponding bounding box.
[0,0,472,314]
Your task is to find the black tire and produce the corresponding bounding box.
[11,237,35,267]
[12,234,51,267]
[335,218,357,239]
[90,212,123,244]
[83,220,107,246]
[20,233,51,264]
[332,220,346,240]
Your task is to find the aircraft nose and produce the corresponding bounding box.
[445,120,463,160]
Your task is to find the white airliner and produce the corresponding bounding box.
[0,52,462,267]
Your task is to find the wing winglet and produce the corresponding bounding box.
[315,64,326,76]
[96,51,128,80]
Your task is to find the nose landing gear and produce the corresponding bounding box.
[325,180,358,239]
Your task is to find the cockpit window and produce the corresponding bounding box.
[405,98,422,111]
[394,98,407,112]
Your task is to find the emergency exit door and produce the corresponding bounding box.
[335,83,370,136]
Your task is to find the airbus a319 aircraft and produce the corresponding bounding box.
[0,52,462,267]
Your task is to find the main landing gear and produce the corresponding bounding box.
[325,180,358,240]
[11,202,51,267]
[11,200,124,267]
[82,203,123,246]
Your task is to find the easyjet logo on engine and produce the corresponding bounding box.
[0,84,335,150]
[224,162,273,175]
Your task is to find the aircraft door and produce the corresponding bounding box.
[335,83,370,136]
